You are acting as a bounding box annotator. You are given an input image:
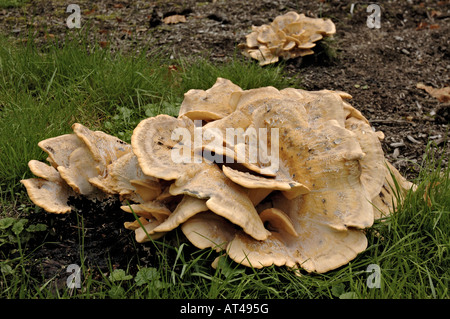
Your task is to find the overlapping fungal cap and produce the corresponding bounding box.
[178,77,243,121]
[371,161,416,219]
[21,160,74,214]
[21,124,145,213]
[131,114,271,242]
[239,11,336,65]
[89,152,161,203]
[169,78,414,273]
[22,78,415,274]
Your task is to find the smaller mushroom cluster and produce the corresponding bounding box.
[239,11,336,65]
[22,78,415,274]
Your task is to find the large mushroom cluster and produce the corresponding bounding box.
[21,78,415,273]
[239,11,336,65]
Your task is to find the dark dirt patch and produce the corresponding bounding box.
[1,0,449,287]
[23,196,149,288]
[23,195,190,289]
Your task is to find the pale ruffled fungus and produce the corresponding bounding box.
[239,11,336,65]
[178,77,243,121]
[22,78,415,274]
[22,124,142,213]
[131,116,271,242]
[21,160,74,214]
[173,79,413,273]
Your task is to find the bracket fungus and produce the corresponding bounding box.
[22,123,147,212]
[22,78,415,274]
[239,11,336,65]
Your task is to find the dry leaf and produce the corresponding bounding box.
[168,65,178,72]
[416,21,428,30]
[417,83,450,103]
[163,15,187,24]
[430,10,442,17]
[136,27,148,33]
[84,8,96,15]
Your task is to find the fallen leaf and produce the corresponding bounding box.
[416,21,428,30]
[429,24,440,29]
[430,10,442,17]
[163,15,186,24]
[417,83,450,103]
[84,8,96,15]
[99,41,109,48]
[113,3,124,9]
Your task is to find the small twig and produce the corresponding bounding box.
[369,119,411,124]
[436,14,450,20]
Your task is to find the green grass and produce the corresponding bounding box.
[0,33,448,299]
[0,0,29,9]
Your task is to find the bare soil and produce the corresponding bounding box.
[1,0,449,286]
